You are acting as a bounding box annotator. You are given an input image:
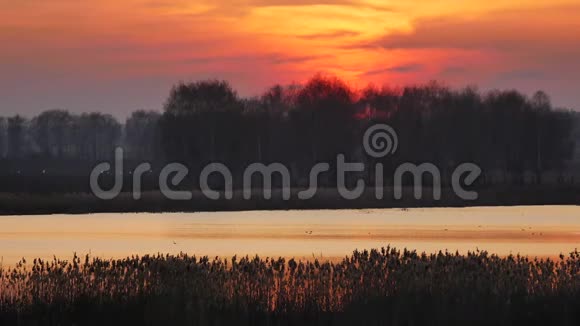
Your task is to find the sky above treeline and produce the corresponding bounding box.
[1,0,579,119]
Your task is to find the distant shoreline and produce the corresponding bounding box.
[1,185,579,215]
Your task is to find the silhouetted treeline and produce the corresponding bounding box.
[0,111,121,162]
[0,75,578,191]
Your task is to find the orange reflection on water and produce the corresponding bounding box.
[0,206,579,266]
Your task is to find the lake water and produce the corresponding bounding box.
[1,206,579,266]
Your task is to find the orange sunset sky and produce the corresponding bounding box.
[1,0,579,118]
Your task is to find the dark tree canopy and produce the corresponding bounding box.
[0,75,577,190]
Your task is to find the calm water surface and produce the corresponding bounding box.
[1,206,579,265]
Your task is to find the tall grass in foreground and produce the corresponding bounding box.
[1,247,579,325]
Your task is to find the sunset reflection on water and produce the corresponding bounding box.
[1,206,579,266]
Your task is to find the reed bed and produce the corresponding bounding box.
[1,247,579,325]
